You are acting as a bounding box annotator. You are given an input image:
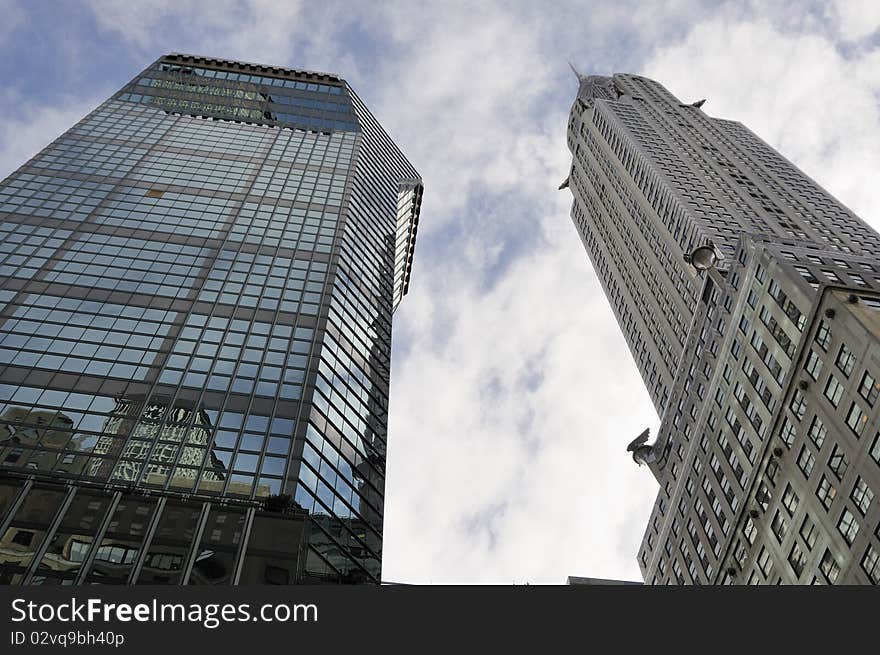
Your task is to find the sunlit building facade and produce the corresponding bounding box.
[0,53,422,585]
[565,71,880,584]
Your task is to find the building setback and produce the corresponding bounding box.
[564,71,880,584]
[0,53,422,585]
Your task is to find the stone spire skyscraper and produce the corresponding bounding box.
[565,71,880,584]
[0,53,422,585]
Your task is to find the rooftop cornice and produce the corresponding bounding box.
[162,52,344,85]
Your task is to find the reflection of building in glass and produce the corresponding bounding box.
[565,71,880,584]
[1,407,81,473]
[97,402,227,487]
[0,478,309,585]
[0,53,422,585]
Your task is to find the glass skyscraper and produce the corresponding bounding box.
[0,53,422,585]
[565,71,880,584]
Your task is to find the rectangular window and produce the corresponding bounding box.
[837,508,859,546]
[816,475,837,510]
[850,477,874,515]
[743,517,757,545]
[788,543,806,578]
[781,484,799,515]
[807,415,827,449]
[828,444,848,480]
[797,445,815,478]
[823,376,844,408]
[804,350,823,380]
[779,416,796,448]
[790,389,807,420]
[747,288,759,309]
[757,546,773,577]
[793,265,820,288]
[835,343,855,377]
[862,545,880,584]
[814,321,831,350]
[820,269,842,284]
[800,515,817,549]
[857,371,879,406]
[845,402,868,437]
[820,549,840,583]
[771,510,787,543]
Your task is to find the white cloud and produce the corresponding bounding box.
[385,209,660,583]
[83,0,355,74]
[830,0,880,42]
[85,0,295,55]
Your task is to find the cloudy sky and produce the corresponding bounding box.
[1,0,879,583]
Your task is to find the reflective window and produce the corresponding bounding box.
[0,295,176,380]
[43,234,208,298]
[238,511,307,584]
[0,486,67,584]
[85,498,158,584]
[135,501,202,584]
[188,507,245,585]
[31,489,113,585]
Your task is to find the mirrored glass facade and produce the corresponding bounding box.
[0,53,422,585]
